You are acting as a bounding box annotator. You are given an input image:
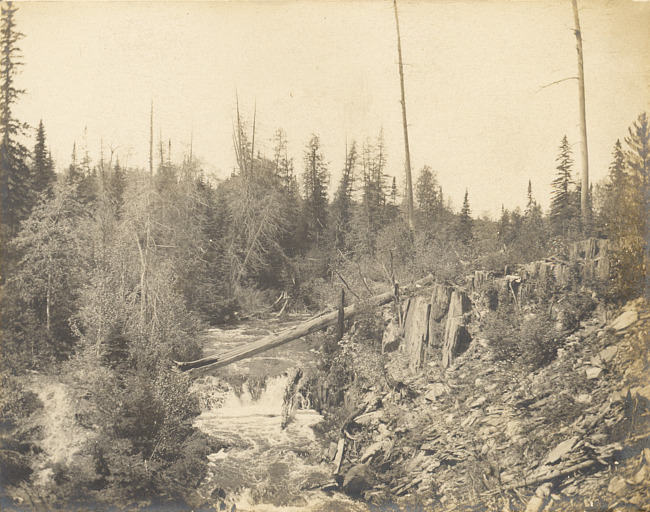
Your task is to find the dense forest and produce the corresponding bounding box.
[1,2,648,510]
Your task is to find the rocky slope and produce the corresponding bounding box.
[326,281,649,510]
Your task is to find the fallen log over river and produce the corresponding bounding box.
[174,274,433,375]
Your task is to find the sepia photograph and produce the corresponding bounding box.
[1,0,649,510]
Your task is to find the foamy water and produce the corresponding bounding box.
[192,320,365,511]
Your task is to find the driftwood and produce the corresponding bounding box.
[174,274,433,374]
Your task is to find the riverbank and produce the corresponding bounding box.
[317,296,650,511]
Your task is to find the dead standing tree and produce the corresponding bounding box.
[393,0,415,235]
[572,0,589,221]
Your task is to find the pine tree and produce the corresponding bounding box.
[615,112,649,299]
[525,180,535,217]
[302,134,329,244]
[521,181,547,261]
[390,176,398,206]
[12,181,89,347]
[498,205,510,245]
[415,165,441,220]
[458,188,473,244]
[1,2,32,239]
[361,132,388,229]
[31,120,56,198]
[550,135,576,236]
[272,128,296,192]
[608,140,626,191]
[330,141,357,251]
[108,158,126,216]
[625,112,649,192]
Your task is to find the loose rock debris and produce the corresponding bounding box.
[331,297,649,510]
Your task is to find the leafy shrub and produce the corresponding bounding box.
[483,306,558,370]
[55,353,213,509]
[608,237,646,304]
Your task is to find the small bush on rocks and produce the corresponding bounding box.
[483,305,559,370]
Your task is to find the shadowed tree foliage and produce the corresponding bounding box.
[604,112,649,300]
[458,188,473,245]
[0,2,31,241]
[550,135,580,239]
[31,120,56,199]
[330,141,357,252]
[415,165,442,222]
[302,134,329,245]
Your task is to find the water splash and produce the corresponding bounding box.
[192,319,365,511]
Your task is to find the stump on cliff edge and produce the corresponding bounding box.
[402,296,431,372]
[442,291,472,368]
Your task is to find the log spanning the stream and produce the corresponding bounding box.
[174,274,433,375]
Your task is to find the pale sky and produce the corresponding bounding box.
[12,0,650,217]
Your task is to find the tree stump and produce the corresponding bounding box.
[442,291,472,367]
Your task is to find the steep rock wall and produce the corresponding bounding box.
[386,238,611,373]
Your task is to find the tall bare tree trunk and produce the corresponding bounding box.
[135,233,147,326]
[149,101,154,176]
[46,270,51,332]
[572,0,589,220]
[159,128,164,170]
[189,124,193,164]
[393,0,415,234]
[251,101,256,175]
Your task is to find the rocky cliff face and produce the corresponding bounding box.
[385,238,612,371]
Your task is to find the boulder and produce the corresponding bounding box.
[585,366,603,380]
[381,319,401,354]
[633,384,650,402]
[359,439,392,463]
[609,310,638,333]
[424,382,448,401]
[608,476,628,496]
[546,436,579,464]
[591,345,618,367]
[342,464,374,494]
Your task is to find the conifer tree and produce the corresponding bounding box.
[31,120,56,198]
[108,158,126,216]
[525,180,535,217]
[625,112,649,193]
[522,181,546,260]
[550,135,576,236]
[458,188,473,244]
[390,176,398,206]
[272,128,296,192]
[415,165,441,220]
[302,134,329,244]
[498,204,510,245]
[616,112,649,298]
[330,141,357,251]
[1,2,31,239]
[361,132,388,227]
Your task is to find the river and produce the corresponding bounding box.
[191,316,368,512]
